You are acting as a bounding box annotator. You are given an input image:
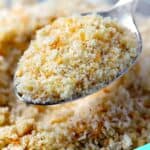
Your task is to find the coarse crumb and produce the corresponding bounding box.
[15,15,137,103]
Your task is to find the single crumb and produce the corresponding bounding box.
[14,15,137,103]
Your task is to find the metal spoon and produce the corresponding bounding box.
[14,0,142,105]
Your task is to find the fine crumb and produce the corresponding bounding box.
[15,15,137,103]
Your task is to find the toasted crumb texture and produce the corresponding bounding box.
[0,1,149,150]
[15,15,137,103]
[0,3,57,76]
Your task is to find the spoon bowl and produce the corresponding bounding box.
[14,0,142,105]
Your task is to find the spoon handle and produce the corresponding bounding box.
[115,0,138,13]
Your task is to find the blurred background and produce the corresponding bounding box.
[1,0,150,16]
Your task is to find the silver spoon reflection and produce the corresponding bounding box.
[14,0,142,105]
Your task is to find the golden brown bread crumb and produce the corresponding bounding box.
[14,15,137,103]
[0,1,149,150]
